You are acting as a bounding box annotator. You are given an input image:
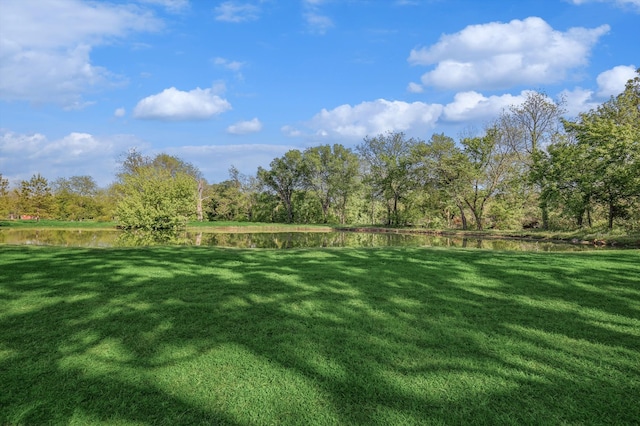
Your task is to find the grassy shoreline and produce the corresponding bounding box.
[2,245,639,424]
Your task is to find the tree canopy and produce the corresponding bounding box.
[114,151,199,230]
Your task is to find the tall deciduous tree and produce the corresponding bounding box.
[17,173,53,218]
[208,166,257,221]
[302,144,360,224]
[562,69,640,229]
[0,173,13,218]
[52,175,99,220]
[257,150,304,223]
[502,91,566,228]
[531,138,595,228]
[412,133,472,229]
[357,132,418,226]
[459,127,518,230]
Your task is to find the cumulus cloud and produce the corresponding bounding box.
[0,0,160,107]
[133,87,232,121]
[214,2,260,22]
[114,107,126,118]
[0,130,146,186]
[408,17,609,90]
[559,87,600,118]
[227,118,263,134]
[596,65,637,97]
[306,99,443,139]
[407,82,424,93]
[442,91,528,122]
[555,65,637,117]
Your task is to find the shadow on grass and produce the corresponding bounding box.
[1,246,639,424]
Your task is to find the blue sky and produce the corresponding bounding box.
[1,0,638,187]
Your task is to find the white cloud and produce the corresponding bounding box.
[596,65,637,97]
[114,107,126,118]
[227,118,263,134]
[133,87,232,121]
[554,64,637,117]
[570,0,640,11]
[214,2,260,22]
[442,91,528,122]
[559,87,600,117]
[407,82,424,93]
[213,57,245,71]
[302,0,334,34]
[408,17,609,90]
[0,130,146,186]
[0,128,293,186]
[306,99,443,139]
[0,0,160,107]
[281,125,303,137]
[304,12,334,34]
[138,0,190,13]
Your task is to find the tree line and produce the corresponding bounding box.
[2,70,638,231]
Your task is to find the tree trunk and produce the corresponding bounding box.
[608,197,614,229]
[196,179,204,221]
[393,194,399,226]
[457,203,467,230]
[541,201,549,230]
[286,200,294,223]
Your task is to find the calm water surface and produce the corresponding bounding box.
[0,228,605,251]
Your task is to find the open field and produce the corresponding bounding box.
[1,245,639,425]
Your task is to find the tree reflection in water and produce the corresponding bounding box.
[117,230,191,247]
[0,229,602,251]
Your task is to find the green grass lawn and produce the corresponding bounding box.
[1,246,639,425]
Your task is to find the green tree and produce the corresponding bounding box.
[0,174,8,197]
[115,152,198,230]
[152,153,206,221]
[52,176,99,220]
[531,138,595,228]
[501,91,566,228]
[563,69,640,228]
[16,173,53,218]
[412,133,472,229]
[357,132,419,226]
[459,127,519,230]
[302,144,360,224]
[257,150,304,223]
[209,167,249,221]
[0,173,11,218]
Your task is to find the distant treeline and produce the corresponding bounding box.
[2,70,638,231]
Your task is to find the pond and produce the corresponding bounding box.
[0,228,606,251]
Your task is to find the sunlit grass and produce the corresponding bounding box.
[1,246,639,424]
